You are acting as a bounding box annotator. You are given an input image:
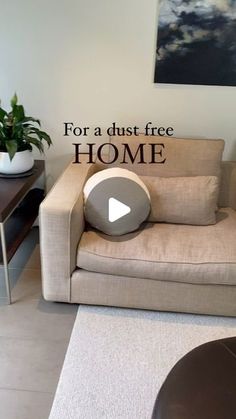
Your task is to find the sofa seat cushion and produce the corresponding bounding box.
[77,208,236,286]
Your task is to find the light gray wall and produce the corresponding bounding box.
[1,0,236,185]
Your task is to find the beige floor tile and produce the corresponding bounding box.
[23,245,41,270]
[0,230,41,301]
[11,268,42,302]
[0,267,42,304]
[0,227,77,416]
[0,388,53,419]
[0,269,23,301]
[0,298,77,341]
[0,337,68,393]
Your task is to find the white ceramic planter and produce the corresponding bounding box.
[0,150,34,174]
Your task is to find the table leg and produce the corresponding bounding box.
[0,223,11,304]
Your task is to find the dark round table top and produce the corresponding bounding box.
[152,336,236,419]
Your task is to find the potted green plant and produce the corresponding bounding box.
[0,94,52,174]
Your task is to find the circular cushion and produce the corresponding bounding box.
[83,168,150,236]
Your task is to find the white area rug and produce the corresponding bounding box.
[49,306,236,419]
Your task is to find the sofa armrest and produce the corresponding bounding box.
[39,160,97,302]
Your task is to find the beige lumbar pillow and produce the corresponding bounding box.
[140,175,219,225]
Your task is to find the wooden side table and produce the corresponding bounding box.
[0,160,45,304]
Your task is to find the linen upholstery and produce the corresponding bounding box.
[109,135,225,177]
[39,159,96,301]
[39,135,236,316]
[97,143,236,209]
[141,175,219,225]
[71,270,236,316]
[219,161,236,209]
[77,208,236,286]
[84,167,150,199]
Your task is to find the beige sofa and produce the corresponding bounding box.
[40,136,236,316]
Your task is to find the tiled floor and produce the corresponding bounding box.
[0,228,77,419]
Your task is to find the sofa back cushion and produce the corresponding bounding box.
[109,135,225,178]
[141,175,219,225]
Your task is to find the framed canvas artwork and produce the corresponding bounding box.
[154,0,236,86]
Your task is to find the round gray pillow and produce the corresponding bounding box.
[83,168,150,236]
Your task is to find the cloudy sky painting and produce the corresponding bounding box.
[154,0,236,86]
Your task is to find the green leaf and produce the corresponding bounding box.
[42,131,52,145]
[13,104,25,122]
[37,130,52,146]
[24,136,44,153]
[11,93,18,108]
[0,125,6,138]
[21,116,41,126]
[0,107,7,122]
[25,127,52,147]
[0,95,52,155]
[5,140,18,160]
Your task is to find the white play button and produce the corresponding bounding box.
[83,168,151,235]
[108,197,131,223]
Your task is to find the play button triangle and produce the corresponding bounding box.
[108,197,131,223]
